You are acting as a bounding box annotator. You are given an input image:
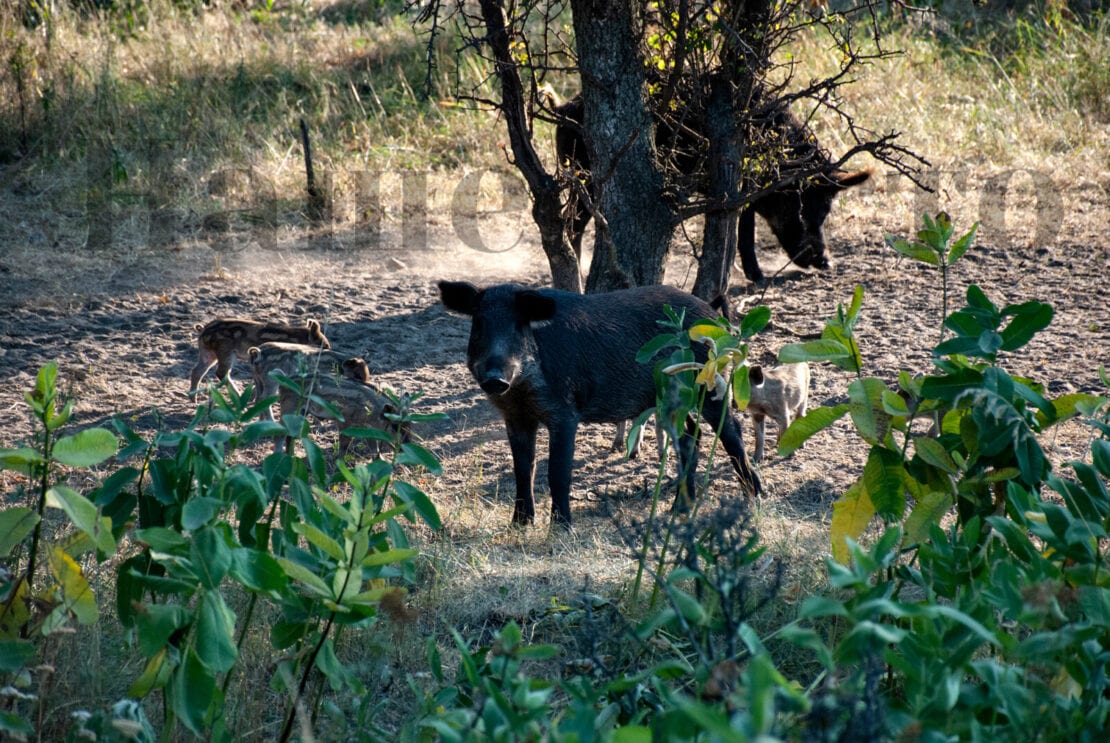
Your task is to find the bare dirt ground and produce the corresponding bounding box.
[1,171,1108,634]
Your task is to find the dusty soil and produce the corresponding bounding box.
[1,174,1107,629]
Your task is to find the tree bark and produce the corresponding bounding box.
[692,76,742,306]
[693,0,773,306]
[572,0,675,293]
[478,0,583,293]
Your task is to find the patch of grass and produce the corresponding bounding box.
[0,1,502,227]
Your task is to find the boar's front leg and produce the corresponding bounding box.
[547,418,579,527]
[506,418,539,526]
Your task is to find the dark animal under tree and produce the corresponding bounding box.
[553,92,871,287]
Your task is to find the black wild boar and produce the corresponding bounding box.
[439,280,762,527]
[554,93,870,284]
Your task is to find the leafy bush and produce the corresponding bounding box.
[0,364,443,740]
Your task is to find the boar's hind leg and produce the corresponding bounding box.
[506,419,539,526]
[736,208,765,284]
[547,419,579,527]
[703,400,762,496]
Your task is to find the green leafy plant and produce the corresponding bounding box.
[779,214,1102,560]
[2,363,444,739]
[886,211,978,342]
[0,363,119,738]
[791,425,1110,740]
[112,377,444,739]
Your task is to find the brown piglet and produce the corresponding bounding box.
[189,318,330,392]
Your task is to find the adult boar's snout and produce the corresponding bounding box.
[479,374,512,395]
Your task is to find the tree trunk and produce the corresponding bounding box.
[693,76,742,307]
[693,0,773,305]
[478,0,583,293]
[572,0,675,293]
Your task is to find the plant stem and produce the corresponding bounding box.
[20,416,54,639]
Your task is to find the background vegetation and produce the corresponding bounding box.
[1,0,1108,740]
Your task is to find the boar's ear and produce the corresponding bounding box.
[515,290,557,325]
[248,346,261,362]
[306,319,321,332]
[749,365,765,386]
[195,323,205,333]
[830,169,871,191]
[439,281,481,315]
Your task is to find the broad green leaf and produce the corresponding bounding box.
[128,647,174,698]
[864,446,907,520]
[397,442,442,474]
[134,527,189,553]
[934,336,984,357]
[393,480,441,530]
[849,378,891,445]
[777,624,835,670]
[362,548,419,568]
[921,368,983,403]
[0,508,39,557]
[904,491,953,543]
[732,365,751,411]
[47,546,98,625]
[45,486,116,555]
[277,558,332,598]
[135,603,191,657]
[636,334,676,364]
[231,549,289,594]
[799,596,850,619]
[830,481,874,564]
[0,710,34,738]
[1093,439,1110,479]
[779,338,851,364]
[348,587,391,606]
[1000,301,1054,352]
[52,428,118,467]
[966,284,998,314]
[315,491,355,529]
[778,404,849,456]
[612,727,652,743]
[688,321,730,343]
[977,330,1003,355]
[190,526,232,590]
[881,390,909,416]
[914,437,958,474]
[315,636,362,694]
[181,496,223,531]
[1044,393,1105,426]
[342,426,394,444]
[947,222,978,264]
[297,523,345,562]
[0,639,35,673]
[622,407,655,458]
[0,447,44,475]
[195,591,238,673]
[670,586,709,626]
[738,305,771,338]
[172,648,215,736]
[887,236,939,266]
[844,284,865,326]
